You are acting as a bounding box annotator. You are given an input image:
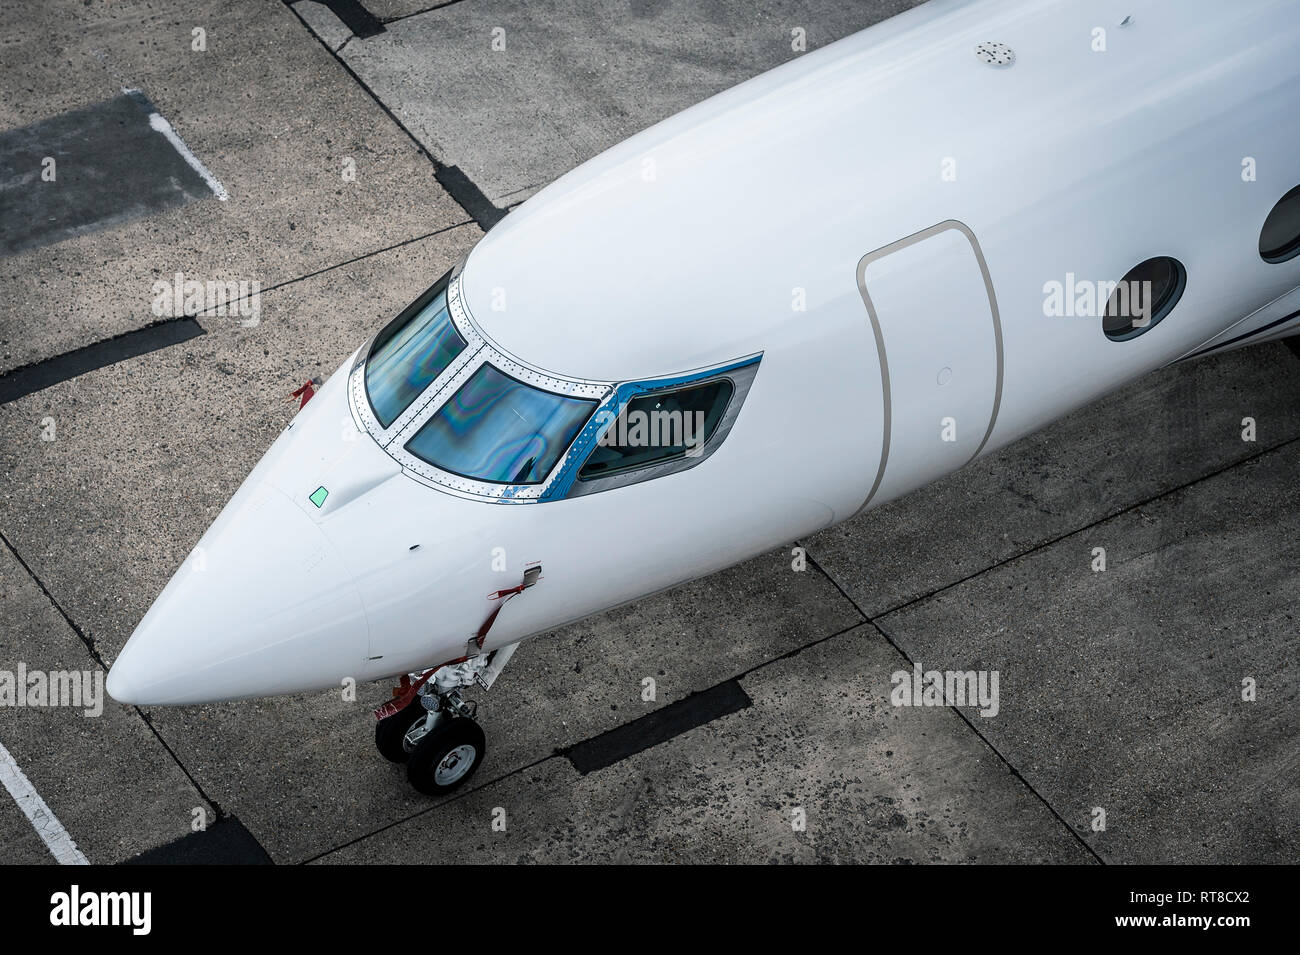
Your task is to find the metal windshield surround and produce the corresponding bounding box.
[348,272,761,504]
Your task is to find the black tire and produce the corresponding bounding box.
[406,717,486,796]
[374,698,430,763]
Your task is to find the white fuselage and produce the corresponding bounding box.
[107,0,1300,705]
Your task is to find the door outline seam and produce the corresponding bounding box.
[853,218,1004,514]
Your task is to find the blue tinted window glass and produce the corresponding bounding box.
[579,379,734,479]
[406,364,595,484]
[365,290,466,428]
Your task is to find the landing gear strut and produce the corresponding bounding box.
[373,643,517,796]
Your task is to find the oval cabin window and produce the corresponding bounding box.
[1259,184,1300,264]
[1102,256,1186,342]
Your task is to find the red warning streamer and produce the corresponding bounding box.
[290,379,317,409]
[373,665,448,721]
[373,565,541,720]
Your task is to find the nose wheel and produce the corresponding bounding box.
[406,718,486,796]
[374,697,428,763]
[375,694,488,794]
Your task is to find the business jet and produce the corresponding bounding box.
[106,0,1300,795]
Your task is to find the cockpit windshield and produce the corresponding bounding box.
[405,363,596,485]
[365,286,466,428]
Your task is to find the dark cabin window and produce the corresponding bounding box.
[1259,185,1300,264]
[1103,256,1186,341]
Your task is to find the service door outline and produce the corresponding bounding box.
[855,219,1004,512]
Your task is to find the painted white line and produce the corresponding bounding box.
[147,112,230,201]
[123,87,229,201]
[0,739,89,865]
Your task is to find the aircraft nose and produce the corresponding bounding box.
[107,481,370,705]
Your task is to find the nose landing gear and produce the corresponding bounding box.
[374,565,538,796]
[373,642,518,796]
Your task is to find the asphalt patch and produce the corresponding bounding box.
[564,679,753,774]
[0,317,205,404]
[121,816,273,865]
[0,92,219,256]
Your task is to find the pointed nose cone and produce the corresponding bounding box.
[108,482,370,705]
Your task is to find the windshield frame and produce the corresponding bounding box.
[347,273,611,502]
[347,271,757,505]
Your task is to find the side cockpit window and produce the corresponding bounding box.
[579,379,734,479]
[405,363,596,484]
[365,276,466,428]
[545,355,760,501]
